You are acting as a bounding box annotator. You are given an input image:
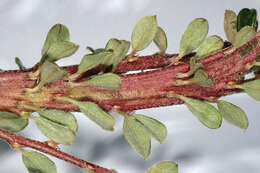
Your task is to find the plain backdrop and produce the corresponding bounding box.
[0,0,260,173]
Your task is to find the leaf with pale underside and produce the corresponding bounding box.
[22,150,57,173]
[82,73,121,90]
[35,116,75,145]
[131,16,158,52]
[153,26,167,53]
[146,161,178,173]
[178,95,222,129]
[0,111,28,132]
[73,101,115,131]
[123,116,151,159]
[233,26,256,48]
[237,8,258,32]
[238,79,260,100]
[224,10,237,43]
[134,114,167,143]
[38,109,78,133]
[217,100,248,130]
[179,18,209,58]
[195,35,224,59]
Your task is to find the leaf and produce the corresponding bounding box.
[134,114,167,143]
[0,111,28,132]
[146,161,178,173]
[195,35,224,59]
[45,41,79,62]
[239,79,260,100]
[237,8,258,31]
[77,51,112,74]
[15,57,26,70]
[22,150,57,173]
[224,10,237,43]
[104,39,130,71]
[153,26,167,53]
[233,26,256,48]
[74,101,115,131]
[179,18,209,58]
[86,47,106,54]
[131,16,158,52]
[42,24,70,56]
[217,100,248,130]
[123,116,151,159]
[35,116,75,145]
[178,95,222,129]
[37,109,78,133]
[193,69,213,87]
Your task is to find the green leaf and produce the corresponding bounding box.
[193,69,213,87]
[123,116,151,159]
[237,8,258,31]
[15,57,26,70]
[74,101,115,131]
[22,150,57,173]
[131,16,158,52]
[45,41,79,62]
[134,114,167,143]
[217,100,248,130]
[86,47,106,54]
[153,26,167,53]
[224,10,237,43]
[77,51,112,74]
[42,24,70,56]
[0,112,28,132]
[239,79,260,100]
[35,116,75,145]
[233,26,256,48]
[104,39,130,71]
[82,73,121,89]
[37,109,78,134]
[178,95,222,129]
[146,161,178,173]
[179,18,209,58]
[195,35,224,59]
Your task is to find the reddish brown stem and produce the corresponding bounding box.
[0,128,115,173]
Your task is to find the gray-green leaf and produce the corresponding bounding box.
[123,116,151,159]
[35,116,75,145]
[146,161,178,173]
[0,111,28,132]
[224,10,237,43]
[134,114,167,143]
[193,69,213,87]
[178,95,222,129]
[239,79,260,100]
[37,109,78,133]
[195,35,224,59]
[15,57,26,70]
[233,26,256,48]
[153,26,167,53]
[179,18,209,58]
[131,16,158,52]
[217,100,248,130]
[22,150,57,173]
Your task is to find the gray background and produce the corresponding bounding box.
[0,0,260,173]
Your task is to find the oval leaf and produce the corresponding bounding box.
[239,79,260,100]
[193,69,213,87]
[131,16,158,52]
[179,18,209,58]
[224,10,237,43]
[35,116,75,145]
[153,26,167,53]
[237,8,258,31]
[195,35,224,59]
[22,150,57,173]
[178,95,222,129]
[37,109,78,133]
[217,100,248,130]
[83,73,121,89]
[74,101,115,131]
[134,114,167,143]
[0,111,28,132]
[233,26,256,48]
[146,161,178,173]
[123,116,151,159]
